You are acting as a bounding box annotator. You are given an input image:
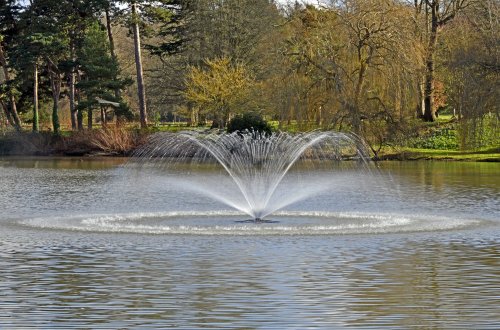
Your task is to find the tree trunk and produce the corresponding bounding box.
[0,43,22,130]
[52,95,60,134]
[76,71,83,130]
[69,44,77,130]
[189,104,198,126]
[100,106,107,127]
[349,104,361,135]
[416,77,425,118]
[105,7,121,99]
[351,61,367,135]
[423,2,439,122]
[395,76,403,121]
[33,63,39,132]
[88,104,93,129]
[1,100,14,127]
[77,110,84,130]
[131,2,148,128]
[105,8,116,60]
[49,70,61,134]
[7,93,21,130]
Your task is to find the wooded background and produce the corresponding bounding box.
[0,0,498,152]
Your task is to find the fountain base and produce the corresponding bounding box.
[235,218,280,224]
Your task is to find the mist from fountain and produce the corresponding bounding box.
[134,131,370,220]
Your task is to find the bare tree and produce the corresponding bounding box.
[417,0,473,121]
[443,0,499,148]
[287,1,421,135]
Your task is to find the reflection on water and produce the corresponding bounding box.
[0,158,499,328]
[1,232,498,328]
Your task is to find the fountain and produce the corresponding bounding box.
[14,130,486,235]
[1,132,496,329]
[133,130,371,221]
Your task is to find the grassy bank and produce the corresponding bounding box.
[378,147,500,162]
[1,122,498,162]
[0,127,146,157]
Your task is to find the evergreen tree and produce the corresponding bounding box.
[0,0,23,130]
[77,21,131,128]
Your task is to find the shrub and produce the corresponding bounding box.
[227,112,272,135]
[60,126,144,155]
[88,126,142,155]
[408,128,459,150]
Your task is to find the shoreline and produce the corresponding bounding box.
[1,131,498,162]
[376,148,500,162]
[1,151,498,162]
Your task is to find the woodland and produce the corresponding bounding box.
[0,0,498,158]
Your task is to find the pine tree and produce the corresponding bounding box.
[77,21,131,129]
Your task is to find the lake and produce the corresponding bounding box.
[0,157,499,328]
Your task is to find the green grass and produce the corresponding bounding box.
[436,114,453,122]
[379,147,500,162]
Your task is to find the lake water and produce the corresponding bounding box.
[0,157,499,329]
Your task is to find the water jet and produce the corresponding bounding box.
[134,130,370,220]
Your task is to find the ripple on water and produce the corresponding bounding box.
[16,210,484,235]
[0,225,499,329]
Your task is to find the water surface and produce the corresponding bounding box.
[0,158,498,328]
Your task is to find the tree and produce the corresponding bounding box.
[0,40,19,129]
[145,0,281,124]
[9,0,75,135]
[284,1,421,135]
[441,0,499,148]
[9,6,47,132]
[33,32,68,134]
[77,21,131,129]
[65,0,110,130]
[150,0,280,64]
[10,0,115,133]
[184,57,255,128]
[415,0,473,122]
[104,1,122,100]
[0,0,23,130]
[103,0,177,129]
[130,1,148,128]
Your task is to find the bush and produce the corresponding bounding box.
[408,128,459,150]
[87,126,142,155]
[227,112,272,135]
[58,126,145,155]
[458,115,499,150]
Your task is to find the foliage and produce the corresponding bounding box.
[273,1,423,136]
[0,0,497,154]
[184,57,255,127]
[408,128,459,150]
[439,1,499,149]
[458,115,499,151]
[76,21,132,121]
[227,112,272,135]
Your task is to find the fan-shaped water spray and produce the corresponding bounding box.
[133,131,370,220]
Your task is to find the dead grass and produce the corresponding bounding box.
[88,126,142,154]
[0,126,145,156]
[61,126,145,155]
